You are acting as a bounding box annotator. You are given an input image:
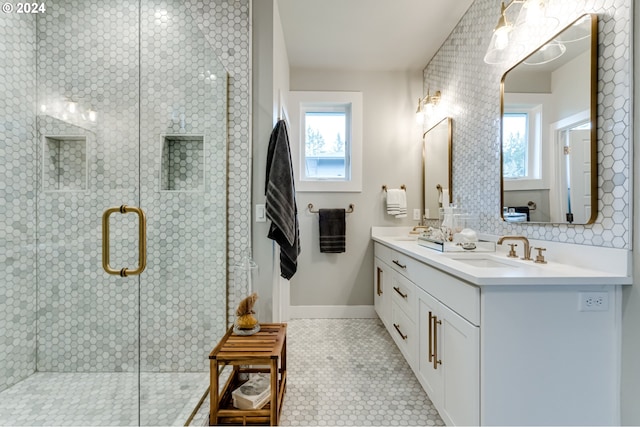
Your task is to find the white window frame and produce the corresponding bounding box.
[288,91,363,192]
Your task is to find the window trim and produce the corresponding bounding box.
[288,91,363,192]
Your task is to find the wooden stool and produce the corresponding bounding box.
[209,323,287,426]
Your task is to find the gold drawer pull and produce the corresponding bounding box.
[376,267,383,296]
[392,259,407,269]
[393,286,408,299]
[393,323,407,340]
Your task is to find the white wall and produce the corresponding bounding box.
[251,0,290,322]
[288,68,423,309]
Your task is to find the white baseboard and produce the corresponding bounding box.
[288,305,376,319]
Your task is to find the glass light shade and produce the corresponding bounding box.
[523,40,566,65]
[515,0,559,31]
[484,25,513,64]
[415,98,425,124]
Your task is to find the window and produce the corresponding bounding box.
[502,104,542,181]
[502,113,528,178]
[302,108,349,180]
[288,91,362,192]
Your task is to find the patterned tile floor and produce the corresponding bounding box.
[0,319,443,426]
[0,372,207,426]
[191,318,444,426]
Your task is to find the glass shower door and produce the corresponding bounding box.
[35,2,144,424]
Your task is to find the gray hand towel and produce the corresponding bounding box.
[319,209,346,253]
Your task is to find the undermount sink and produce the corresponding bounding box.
[446,256,517,269]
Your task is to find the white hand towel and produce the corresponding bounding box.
[386,189,407,218]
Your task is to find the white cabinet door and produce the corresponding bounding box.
[418,287,479,426]
[418,289,443,405]
[438,300,479,426]
[374,258,391,328]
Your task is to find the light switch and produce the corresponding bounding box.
[255,204,266,222]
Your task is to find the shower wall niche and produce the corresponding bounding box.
[161,135,205,191]
[43,136,87,191]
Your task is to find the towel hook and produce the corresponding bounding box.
[382,184,406,192]
[308,203,355,214]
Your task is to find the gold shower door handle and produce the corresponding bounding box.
[102,205,147,277]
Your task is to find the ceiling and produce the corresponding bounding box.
[277,0,475,72]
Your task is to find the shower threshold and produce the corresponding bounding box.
[0,372,208,426]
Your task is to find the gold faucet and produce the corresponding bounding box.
[497,235,533,260]
[410,225,430,234]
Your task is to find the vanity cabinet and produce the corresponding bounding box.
[373,238,623,426]
[374,242,479,425]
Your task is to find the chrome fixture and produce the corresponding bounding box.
[415,89,441,124]
[497,235,533,260]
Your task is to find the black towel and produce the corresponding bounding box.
[318,209,346,253]
[265,120,300,279]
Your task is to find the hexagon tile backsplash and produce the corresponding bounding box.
[423,0,631,249]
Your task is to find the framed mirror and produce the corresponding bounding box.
[500,14,597,224]
[423,117,452,219]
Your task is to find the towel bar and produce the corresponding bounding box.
[382,184,406,192]
[308,203,354,214]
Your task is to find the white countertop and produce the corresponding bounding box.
[372,228,632,286]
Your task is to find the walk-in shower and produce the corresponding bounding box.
[0,1,228,424]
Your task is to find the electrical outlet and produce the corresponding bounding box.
[579,292,609,311]
[413,209,421,220]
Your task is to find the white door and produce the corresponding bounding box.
[567,129,592,223]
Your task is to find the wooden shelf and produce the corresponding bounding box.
[209,324,287,426]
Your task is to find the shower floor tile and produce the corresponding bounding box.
[190,318,444,426]
[0,372,207,426]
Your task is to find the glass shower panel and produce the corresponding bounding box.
[139,2,228,423]
[35,1,142,424]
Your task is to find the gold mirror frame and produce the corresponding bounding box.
[422,117,452,220]
[500,14,598,224]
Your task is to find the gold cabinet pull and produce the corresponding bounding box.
[392,259,407,269]
[428,311,434,363]
[393,323,407,340]
[102,205,147,277]
[376,267,383,296]
[432,314,442,369]
[393,286,408,299]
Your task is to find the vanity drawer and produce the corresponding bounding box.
[374,243,417,279]
[413,262,480,326]
[391,273,417,318]
[391,302,417,367]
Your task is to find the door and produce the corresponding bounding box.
[567,129,592,223]
[29,2,228,425]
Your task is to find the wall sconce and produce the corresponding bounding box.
[483,0,559,64]
[415,89,441,124]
